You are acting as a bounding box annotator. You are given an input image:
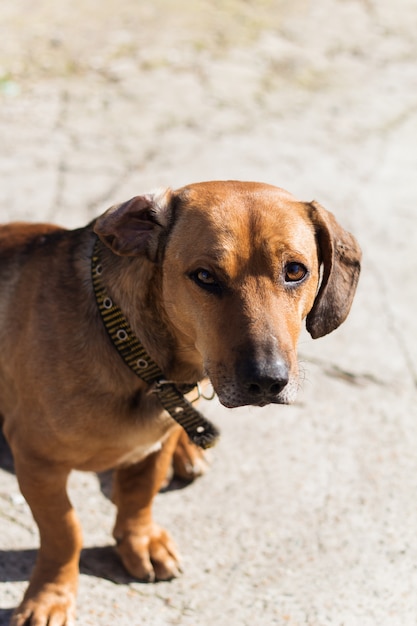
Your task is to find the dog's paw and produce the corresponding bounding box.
[172,431,210,482]
[11,585,76,626]
[116,524,182,582]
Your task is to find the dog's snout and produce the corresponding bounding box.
[238,356,290,404]
[245,364,289,397]
[246,374,288,398]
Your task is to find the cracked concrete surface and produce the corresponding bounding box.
[1,0,417,624]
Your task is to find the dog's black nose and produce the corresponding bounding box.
[239,358,289,400]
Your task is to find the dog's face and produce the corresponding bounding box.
[161,183,320,407]
[95,181,361,408]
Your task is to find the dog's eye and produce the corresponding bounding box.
[190,269,221,294]
[195,269,216,285]
[284,262,308,283]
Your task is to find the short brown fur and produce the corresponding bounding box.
[0,181,361,625]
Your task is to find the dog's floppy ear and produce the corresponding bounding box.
[94,190,173,260]
[306,201,361,339]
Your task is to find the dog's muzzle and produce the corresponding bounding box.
[210,356,298,409]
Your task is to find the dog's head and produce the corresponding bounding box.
[94,181,361,408]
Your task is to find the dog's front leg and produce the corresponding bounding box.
[112,428,183,582]
[172,428,210,481]
[11,457,82,626]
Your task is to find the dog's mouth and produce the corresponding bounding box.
[205,355,298,410]
[217,394,293,410]
[212,378,298,409]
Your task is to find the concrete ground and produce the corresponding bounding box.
[1,0,417,624]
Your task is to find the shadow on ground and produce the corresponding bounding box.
[0,431,14,475]
[0,545,136,586]
[0,546,138,624]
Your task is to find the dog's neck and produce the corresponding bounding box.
[93,238,204,385]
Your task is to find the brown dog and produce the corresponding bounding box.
[0,181,361,625]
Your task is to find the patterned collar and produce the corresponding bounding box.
[91,237,219,449]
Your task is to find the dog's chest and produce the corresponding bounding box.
[114,440,163,467]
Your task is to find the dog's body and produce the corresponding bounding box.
[0,181,361,625]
